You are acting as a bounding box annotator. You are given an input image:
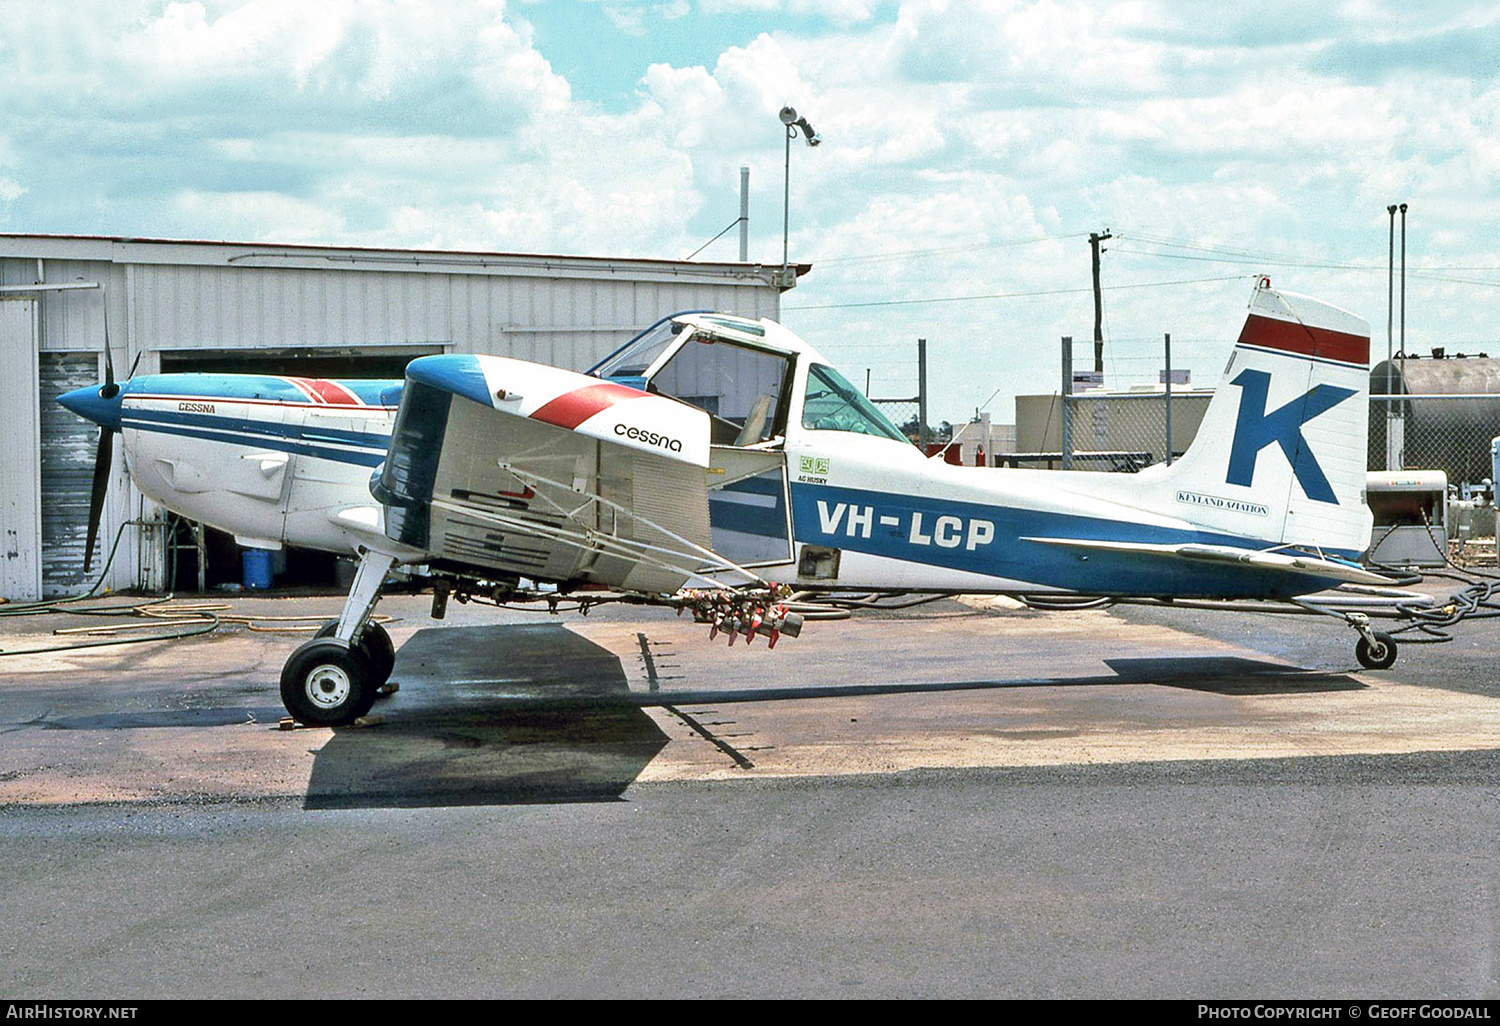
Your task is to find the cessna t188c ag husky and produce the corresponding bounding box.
[59,280,1399,726]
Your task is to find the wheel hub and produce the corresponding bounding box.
[305,664,352,709]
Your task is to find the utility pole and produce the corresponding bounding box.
[778,106,819,287]
[1089,230,1112,374]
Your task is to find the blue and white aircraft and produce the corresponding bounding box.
[59,279,1397,726]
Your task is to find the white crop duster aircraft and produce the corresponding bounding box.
[59,280,1398,726]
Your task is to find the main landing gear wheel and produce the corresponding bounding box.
[1355,631,1398,670]
[314,619,395,688]
[280,638,377,727]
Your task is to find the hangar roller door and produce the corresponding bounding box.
[39,352,102,597]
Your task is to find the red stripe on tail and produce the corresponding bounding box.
[530,381,648,430]
[1240,314,1369,366]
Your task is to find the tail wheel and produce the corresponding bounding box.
[280,638,376,726]
[1355,632,1398,670]
[314,619,396,687]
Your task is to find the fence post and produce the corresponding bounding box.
[917,337,928,450]
[1164,332,1173,466]
[1061,336,1074,470]
[1386,393,1405,470]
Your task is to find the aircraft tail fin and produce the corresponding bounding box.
[1144,280,1372,558]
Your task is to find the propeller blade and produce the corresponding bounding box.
[100,293,118,398]
[84,429,113,574]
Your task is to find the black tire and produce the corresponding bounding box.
[315,619,396,687]
[357,622,396,687]
[1355,632,1398,670]
[280,637,376,726]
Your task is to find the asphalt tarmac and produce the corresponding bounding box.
[0,591,1495,998]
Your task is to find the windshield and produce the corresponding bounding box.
[801,364,910,443]
[591,319,686,379]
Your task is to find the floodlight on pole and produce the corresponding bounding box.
[780,105,820,285]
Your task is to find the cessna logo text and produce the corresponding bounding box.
[615,423,682,453]
[1177,490,1270,517]
[178,401,216,414]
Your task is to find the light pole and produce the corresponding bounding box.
[779,105,819,286]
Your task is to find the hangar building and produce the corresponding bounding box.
[0,234,799,600]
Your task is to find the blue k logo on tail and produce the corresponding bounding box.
[1225,369,1357,503]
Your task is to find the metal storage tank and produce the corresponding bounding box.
[1369,354,1500,486]
[1,234,805,600]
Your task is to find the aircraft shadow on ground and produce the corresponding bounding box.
[1101,656,1366,695]
[304,629,1362,809]
[302,624,668,810]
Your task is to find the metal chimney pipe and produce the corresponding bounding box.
[739,166,749,262]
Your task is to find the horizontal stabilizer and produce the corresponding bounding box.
[1021,537,1396,587]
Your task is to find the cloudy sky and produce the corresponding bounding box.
[2,0,1497,423]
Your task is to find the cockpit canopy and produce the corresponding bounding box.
[591,313,910,448]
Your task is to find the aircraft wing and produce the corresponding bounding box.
[375,354,716,595]
[1020,537,1395,587]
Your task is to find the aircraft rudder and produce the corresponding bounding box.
[1152,282,1372,553]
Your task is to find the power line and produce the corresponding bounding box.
[807,231,1091,266]
[684,217,746,261]
[1115,232,1500,277]
[784,274,1246,312]
[1110,245,1371,271]
[1411,273,1500,289]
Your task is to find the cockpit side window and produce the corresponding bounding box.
[801,364,911,443]
[648,337,791,446]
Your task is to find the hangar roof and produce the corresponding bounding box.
[0,233,812,288]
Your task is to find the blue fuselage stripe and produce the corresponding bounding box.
[123,407,392,448]
[121,412,392,468]
[789,482,1356,597]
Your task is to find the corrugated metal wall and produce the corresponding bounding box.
[124,262,779,371]
[0,298,41,600]
[1,239,787,599]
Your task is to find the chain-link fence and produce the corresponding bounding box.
[1008,391,1211,472]
[1368,395,1500,488]
[869,398,923,442]
[1035,392,1500,490]
[1000,334,1218,471]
